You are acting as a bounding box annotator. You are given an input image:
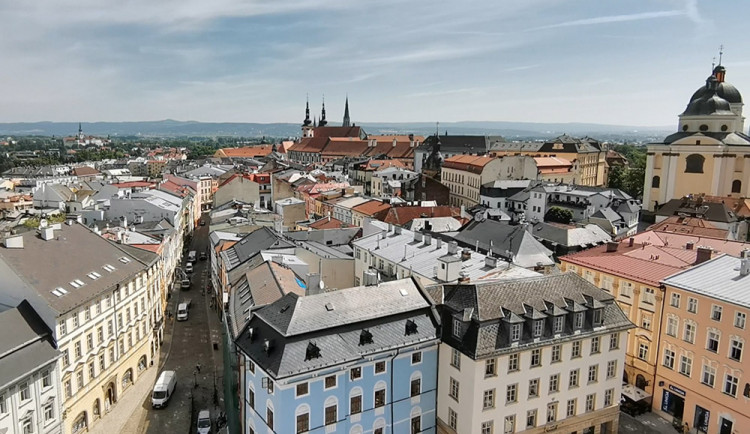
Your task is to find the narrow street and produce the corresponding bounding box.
[140,217,225,434]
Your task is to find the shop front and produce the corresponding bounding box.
[661,385,686,429]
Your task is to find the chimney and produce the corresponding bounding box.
[394,226,402,235]
[484,255,498,269]
[424,234,432,246]
[628,237,634,247]
[120,215,127,228]
[685,241,694,250]
[695,246,713,264]
[436,238,443,249]
[740,257,750,277]
[461,248,472,261]
[381,228,387,239]
[388,223,393,233]
[306,273,323,295]
[414,231,423,243]
[41,227,55,241]
[605,241,619,253]
[448,241,458,255]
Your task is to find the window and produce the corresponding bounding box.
[588,365,598,383]
[374,361,386,374]
[549,374,559,393]
[684,322,696,343]
[546,402,557,423]
[44,401,54,421]
[591,337,600,354]
[606,360,617,379]
[508,353,519,372]
[712,305,723,321]
[324,375,336,389]
[620,282,633,298]
[451,348,461,369]
[585,393,596,412]
[533,320,544,337]
[500,416,511,434]
[732,179,742,193]
[679,355,692,377]
[75,341,82,358]
[449,377,459,401]
[641,314,652,331]
[530,348,541,367]
[569,369,579,388]
[670,293,681,308]
[707,331,720,352]
[87,333,94,351]
[724,374,739,396]
[99,353,105,371]
[89,362,96,380]
[554,316,564,333]
[687,297,698,313]
[506,383,517,403]
[701,364,716,387]
[248,388,254,409]
[567,398,577,416]
[20,382,30,400]
[666,317,678,337]
[324,403,337,425]
[735,311,747,329]
[638,343,649,360]
[485,358,496,376]
[452,317,461,337]
[266,407,274,431]
[528,378,539,398]
[411,415,421,434]
[412,351,422,364]
[349,393,362,414]
[42,370,51,388]
[685,154,705,173]
[296,383,308,397]
[526,409,537,428]
[551,344,561,363]
[448,408,457,430]
[651,176,660,188]
[510,323,521,341]
[571,340,581,358]
[729,339,743,361]
[73,313,79,328]
[296,412,309,433]
[483,389,495,409]
[375,388,386,407]
[574,312,584,329]
[642,287,655,305]
[350,367,361,380]
[411,377,421,397]
[609,333,619,350]
[22,417,33,434]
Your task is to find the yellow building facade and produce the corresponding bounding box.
[643,65,748,211]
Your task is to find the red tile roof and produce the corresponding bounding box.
[352,200,391,217]
[72,166,100,176]
[648,216,729,239]
[442,155,497,173]
[308,216,347,229]
[382,206,462,226]
[321,138,370,157]
[214,145,277,158]
[561,230,750,286]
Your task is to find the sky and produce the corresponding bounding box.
[1,0,749,127]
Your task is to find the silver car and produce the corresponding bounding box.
[197,409,211,434]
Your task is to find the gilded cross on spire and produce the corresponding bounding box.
[718,44,724,65]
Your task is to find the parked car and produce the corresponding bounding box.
[200,220,206,226]
[181,278,191,289]
[197,409,211,434]
[177,302,190,321]
[151,370,177,408]
[185,262,193,273]
[199,252,207,261]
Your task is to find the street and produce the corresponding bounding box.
[140,218,225,434]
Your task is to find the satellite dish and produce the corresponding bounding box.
[39,219,49,228]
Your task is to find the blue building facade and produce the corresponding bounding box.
[235,279,439,434]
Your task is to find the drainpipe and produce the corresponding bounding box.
[389,348,399,433]
[653,283,667,404]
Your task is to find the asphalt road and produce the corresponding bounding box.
[141,218,224,434]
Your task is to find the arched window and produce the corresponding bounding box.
[72,412,88,433]
[651,176,660,188]
[685,154,705,173]
[138,355,147,372]
[93,399,101,420]
[121,369,133,390]
[732,180,742,193]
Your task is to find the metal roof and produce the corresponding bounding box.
[663,254,750,307]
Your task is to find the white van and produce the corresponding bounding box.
[177,303,189,321]
[185,262,193,274]
[151,370,176,408]
[188,250,197,263]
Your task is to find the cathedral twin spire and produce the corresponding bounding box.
[302,97,350,128]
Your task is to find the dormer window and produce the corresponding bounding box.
[359,329,374,346]
[452,317,461,338]
[593,309,603,326]
[574,312,584,329]
[305,342,321,361]
[511,323,521,342]
[533,320,544,337]
[554,316,564,333]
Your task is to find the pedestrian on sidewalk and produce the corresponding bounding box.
[196,363,201,373]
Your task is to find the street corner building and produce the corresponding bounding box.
[427,273,633,434]
[0,222,163,434]
[234,278,440,434]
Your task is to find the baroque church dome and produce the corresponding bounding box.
[687,65,742,105]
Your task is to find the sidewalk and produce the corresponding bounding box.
[620,411,679,434]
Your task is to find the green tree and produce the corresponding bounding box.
[545,207,574,224]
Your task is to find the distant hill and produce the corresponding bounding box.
[0,120,672,142]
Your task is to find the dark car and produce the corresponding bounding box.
[199,220,206,226]
[199,252,207,261]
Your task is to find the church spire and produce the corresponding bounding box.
[319,97,328,127]
[342,96,351,127]
[303,97,312,127]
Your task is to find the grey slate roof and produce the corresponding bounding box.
[655,198,737,223]
[530,222,611,248]
[221,227,294,271]
[234,278,438,379]
[452,220,554,268]
[0,301,60,389]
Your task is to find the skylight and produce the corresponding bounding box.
[88,272,102,280]
[51,289,63,297]
[103,264,116,272]
[119,257,131,264]
[58,288,69,294]
[70,280,83,289]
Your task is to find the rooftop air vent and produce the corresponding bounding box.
[325,302,335,311]
[263,339,273,354]
[359,329,374,346]
[247,327,255,342]
[405,319,418,336]
[305,342,321,360]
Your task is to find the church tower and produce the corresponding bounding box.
[319,100,328,127]
[302,99,314,138]
[342,96,351,127]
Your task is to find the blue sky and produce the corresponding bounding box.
[1,0,748,126]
